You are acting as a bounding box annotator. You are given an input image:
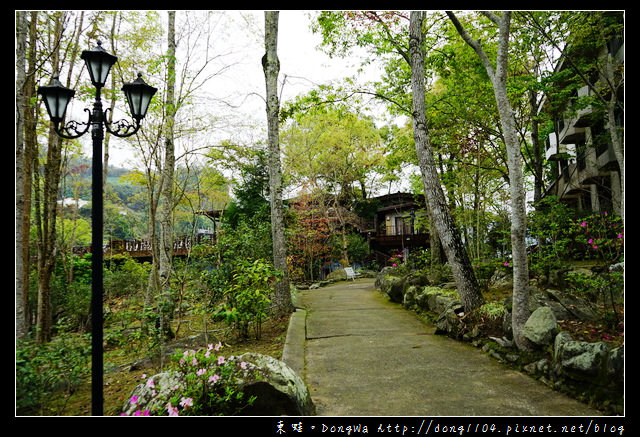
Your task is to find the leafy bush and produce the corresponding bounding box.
[16,334,91,414]
[527,197,624,275]
[527,196,576,279]
[566,271,624,328]
[215,259,282,339]
[103,255,151,298]
[473,260,498,292]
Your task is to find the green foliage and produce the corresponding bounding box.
[216,217,273,263]
[527,196,578,278]
[104,255,151,298]
[222,150,270,229]
[477,301,506,321]
[215,259,282,339]
[566,270,623,328]
[56,281,91,333]
[329,232,370,266]
[16,334,91,414]
[473,260,499,292]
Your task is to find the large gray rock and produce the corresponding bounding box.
[523,306,558,346]
[554,337,611,378]
[377,274,405,303]
[403,285,420,309]
[122,370,183,416]
[236,353,315,416]
[546,289,598,321]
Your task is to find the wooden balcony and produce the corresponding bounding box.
[73,233,216,260]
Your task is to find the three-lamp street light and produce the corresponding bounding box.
[38,40,157,416]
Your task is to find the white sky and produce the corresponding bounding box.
[106,10,379,169]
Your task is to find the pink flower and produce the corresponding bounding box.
[180,397,193,408]
[588,238,593,244]
[504,262,509,267]
[209,374,220,384]
[145,378,155,388]
[133,410,150,416]
[581,222,587,227]
[392,263,397,267]
[197,368,207,376]
[240,362,247,370]
[218,356,225,365]
[214,342,222,351]
[167,402,179,416]
[129,395,139,405]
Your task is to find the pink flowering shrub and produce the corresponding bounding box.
[573,212,623,264]
[121,343,256,416]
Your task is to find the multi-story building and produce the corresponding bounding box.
[364,192,430,266]
[543,13,624,216]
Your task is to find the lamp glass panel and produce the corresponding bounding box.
[54,94,69,120]
[127,90,142,117]
[123,82,156,119]
[39,83,74,122]
[86,57,114,87]
[137,91,153,118]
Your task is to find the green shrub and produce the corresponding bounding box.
[473,260,498,291]
[566,271,624,328]
[103,255,150,298]
[16,334,91,414]
[477,301,506,321]
[215,259,282,339]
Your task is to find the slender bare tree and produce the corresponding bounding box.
[447,11,531,350]
[263,11,293,315]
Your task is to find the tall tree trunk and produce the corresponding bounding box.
[447,11,532,350]
[34,12,68,343]
[156,10,177,340]
[263,11,293,315]
[409,11,483,312]
[603,56,623,221]
[15,10,28,341]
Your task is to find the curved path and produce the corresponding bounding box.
[283,278,601,416]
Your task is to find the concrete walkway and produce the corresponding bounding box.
[282,278,601,416]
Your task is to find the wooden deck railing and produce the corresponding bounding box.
[72,233,215,258]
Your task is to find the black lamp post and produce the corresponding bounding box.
[38,40,156,416]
